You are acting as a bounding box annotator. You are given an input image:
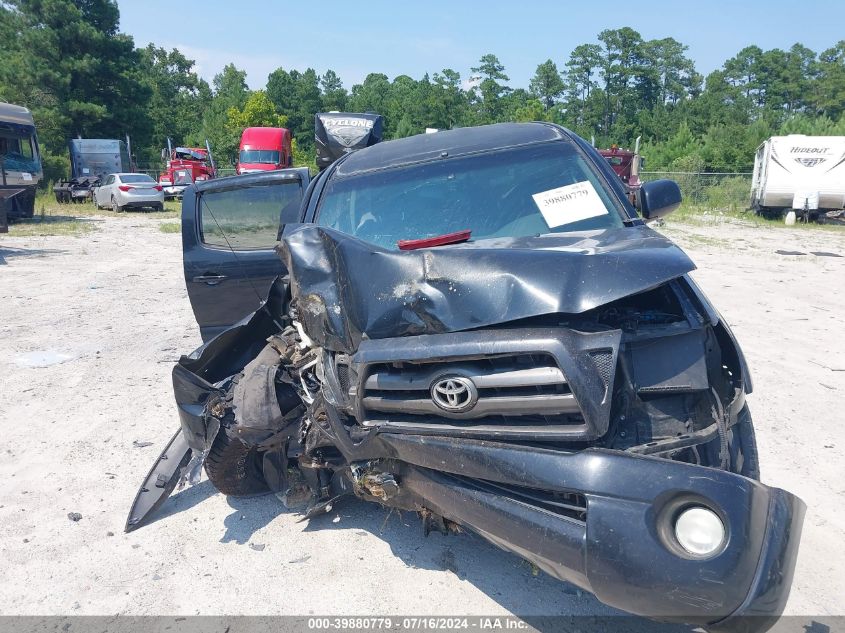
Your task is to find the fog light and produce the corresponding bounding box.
[674,506,725,556]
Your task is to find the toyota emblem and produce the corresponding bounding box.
[430,376,478,413]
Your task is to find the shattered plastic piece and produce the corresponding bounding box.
[180,450,208,488]
[67,512,82,522]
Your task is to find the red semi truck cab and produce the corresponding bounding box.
[237,127,293,174]
[159,146,216,200]
[597,137,643,205]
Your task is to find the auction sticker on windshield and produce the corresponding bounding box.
[532,180,608,228]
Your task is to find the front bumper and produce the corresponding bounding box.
[376,433,805,632]
[162,185,187,199]
[169,338,804,632]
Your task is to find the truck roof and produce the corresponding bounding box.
[69,139,126,153]
[241,127,289,145]
[334,122,570,177]
[0,102,35,128]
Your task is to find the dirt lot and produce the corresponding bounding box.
[1,213,843,626]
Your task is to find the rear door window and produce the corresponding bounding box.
[200,181,303,250]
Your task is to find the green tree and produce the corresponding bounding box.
[815,41,845,119]
[138,45,210,162]
[226,91,288,130]
[563,44,602,129]
[195,64,249,164]
[349,73,391,118]
[470,54,511,122]
[320,70,348,111]
[529,59,565,110]
[430,69,468,129]
[0,0,150,152]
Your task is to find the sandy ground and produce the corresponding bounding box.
[0,215,843,627]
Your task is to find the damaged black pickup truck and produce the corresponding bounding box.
[128,122,804,632]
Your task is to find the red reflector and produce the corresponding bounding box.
[118,185,133,192]
[398,229,471,251]
[154,185,163,191]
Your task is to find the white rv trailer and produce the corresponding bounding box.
[751,134,845,220]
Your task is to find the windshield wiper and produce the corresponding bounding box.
[398,229,472,251]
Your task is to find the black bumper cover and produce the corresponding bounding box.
[169,328,803,633]
[377,434,804,631]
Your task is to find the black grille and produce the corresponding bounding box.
[451,475,587,523]
[336,362,352,394]
[358,353,586,435]
[589,349,614,389]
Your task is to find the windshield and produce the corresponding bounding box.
[120,174,155,184]
[72,142,130,178]
[240,149,280,164]
[316,142,624,250]
[0,133,40,172]
[172,170,193,185]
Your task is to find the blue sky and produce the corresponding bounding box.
[118,0,845,90]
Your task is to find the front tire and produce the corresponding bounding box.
[204,422,269,496]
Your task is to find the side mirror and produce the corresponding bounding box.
[638,179,681,221]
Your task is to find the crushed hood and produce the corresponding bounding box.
[277,224,695,353]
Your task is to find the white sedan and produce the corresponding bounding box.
[94,173,165,212]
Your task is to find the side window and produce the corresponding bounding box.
[104,175,114,185]
[200,181,303,250]
[19,138,34,160]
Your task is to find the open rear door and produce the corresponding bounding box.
[181,168,310,341]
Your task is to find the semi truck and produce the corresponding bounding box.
[751,135,845,221]
[597,136,642,205]
[53,138,133,203]
[236,127,292,174]
[158,139,216,200]
[0,101,42,226]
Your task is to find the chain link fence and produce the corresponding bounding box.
[641,172,753,212]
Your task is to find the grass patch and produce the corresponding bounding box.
[3,192,180,238]
[664,204,845,232]
[4,213,97,237]
[159,222,181,233]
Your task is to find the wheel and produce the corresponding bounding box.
[111,196,123,213]
[204,419,269,496]
[155,203,164,212]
